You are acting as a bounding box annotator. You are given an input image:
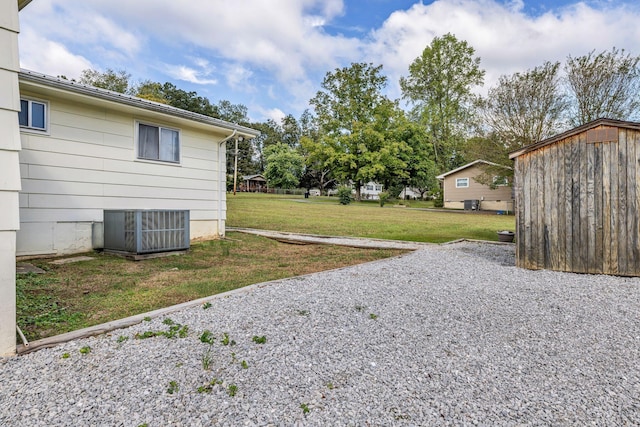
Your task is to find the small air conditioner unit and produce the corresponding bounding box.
[103,210,190,254]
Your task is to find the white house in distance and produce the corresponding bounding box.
[17,70,259,257]
[437,160,513,212]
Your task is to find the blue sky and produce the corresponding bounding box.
[18,0,640,123]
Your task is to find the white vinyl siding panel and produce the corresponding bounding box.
[18,93,225,230]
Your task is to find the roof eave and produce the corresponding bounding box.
[18,69,260,138]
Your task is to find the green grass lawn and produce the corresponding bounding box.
[18,192,515,342]
[227,193,515,243]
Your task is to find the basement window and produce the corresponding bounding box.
[19,99,48,131]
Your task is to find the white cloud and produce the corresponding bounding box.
[19,31,92,78]
[165,64,218,85]
[223,63,254,92]
[368,0,640,96]
[16,0,640,121]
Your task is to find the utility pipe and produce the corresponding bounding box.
[218,130,237,237]
[16,325,29,347]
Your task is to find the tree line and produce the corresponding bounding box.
[75,36,640,200]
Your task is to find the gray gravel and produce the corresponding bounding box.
[2,241,640,426]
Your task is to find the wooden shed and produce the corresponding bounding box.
[509,118,640,276]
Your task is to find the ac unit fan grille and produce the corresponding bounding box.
[104,210,190,254]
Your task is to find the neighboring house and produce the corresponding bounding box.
[510,118,640,276]
[360,182,383,200]
[16,70,259,257]
[436,160,513,211]
[241,174,267,192]
[399,187,423,200]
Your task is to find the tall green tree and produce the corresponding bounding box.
[79,68,132,93]
[263,142,305,189]
[565,48,640,126]
[310,63,410,200]
[400,33,485,173]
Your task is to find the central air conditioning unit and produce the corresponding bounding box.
[103,210,190,255]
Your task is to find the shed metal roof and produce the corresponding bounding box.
[508,118,640,159]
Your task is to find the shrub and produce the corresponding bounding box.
[337,186,352,205]
[433,192,444,208]
[378,191,390,207]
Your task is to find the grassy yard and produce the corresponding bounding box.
[17,233,405,341]
[227,193,515,243]
[18,193,514,342]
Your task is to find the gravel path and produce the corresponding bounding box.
[2,241,640,426]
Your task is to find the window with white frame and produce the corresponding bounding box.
[137,122,180,163]
[19,99,48,131]
[455,177,469,188]
[493,176,509,186]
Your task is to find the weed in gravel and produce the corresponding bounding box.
[178,325,189,338]
[297,309,310,316]
[79,346,91,354]
[369,313,378,320]
[135,331,160,339]
[61,352,70,359]
[252,335,267,344]
[326,382,334,390]
[202,302,212,309]
[117,335,129,343]
[241,360,248,369]
[227,384,238,397]
[162,318,175,325]
[198,378,223,393]
[201,348,213,371]
[355,305,366,312]
[167,380,179,394]
[143,316,152,322]
[199,330,215,344]
[221,332,236,346]
[300,403,310,414]
[197,384,213,393]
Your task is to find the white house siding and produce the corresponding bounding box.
[0,0,21,355]
[17,83,231,256]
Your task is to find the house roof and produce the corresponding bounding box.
[509,118,640,159]
[19,69,260,139]
[242,174,266,181]
[436,160,510,180]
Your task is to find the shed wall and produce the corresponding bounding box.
[515,125,640,275]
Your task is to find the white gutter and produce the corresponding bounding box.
[218,130,237,237]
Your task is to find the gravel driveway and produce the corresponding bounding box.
[1,241,639,426]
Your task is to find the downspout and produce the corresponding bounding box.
[218,130,237,237]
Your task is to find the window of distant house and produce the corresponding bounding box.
[366,184,374,191]
[456,178,469,188]
[375,185,382,191]
[19,99,48,131]
[493,176,509,186]
[137,122,180,163]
